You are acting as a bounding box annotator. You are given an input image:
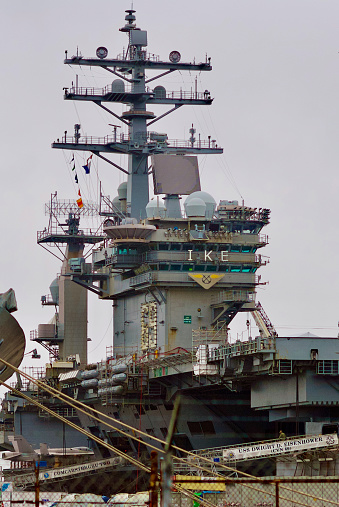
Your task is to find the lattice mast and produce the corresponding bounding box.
[52,9,222,219]
[34,192,105,366]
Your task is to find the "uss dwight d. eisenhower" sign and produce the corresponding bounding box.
[223,434,338,461]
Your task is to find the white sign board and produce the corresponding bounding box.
[39,457,121,481]
[223,434,338,461]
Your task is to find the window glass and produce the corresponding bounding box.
[218,265,228,272]
[158,243,169,250]
[194,265,206,272]
[206,265,217,272]
[194,244,205,251]
[230,266,241,272]
[182,244,194,251]
[159,263,169,271]
[182,264,194,272]
[170,264,181,271]
[170,243,181,251]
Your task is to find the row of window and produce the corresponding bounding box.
[112,243,259,255]
[153,243,258,253]
[150,263,257,273]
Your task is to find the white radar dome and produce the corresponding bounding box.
[121,218,137,225]
[117,182,127,199]
[185,191,216,219]
[184,197,207,218]
[112,196,122,211]
[146,199,166,219]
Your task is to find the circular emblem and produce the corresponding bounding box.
[169,50,181,63]
[225,451,235,459]
[201,274,212,285]
[326,435,335,445]
[44,473,49,479]
[96,46,108,59]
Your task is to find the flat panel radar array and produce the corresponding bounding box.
[152,155,201,195]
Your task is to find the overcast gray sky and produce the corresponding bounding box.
[1,0,339,377]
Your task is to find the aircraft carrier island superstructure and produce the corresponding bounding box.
[5,9,339,476]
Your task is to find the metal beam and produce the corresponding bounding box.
[147,104,183,127]
[94,101,130,126]
[65,57,212,72]
[101,65,133,83]
[145,69,176,84]
[95,152,129,175]
[70,276,107,296]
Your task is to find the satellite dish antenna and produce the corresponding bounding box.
[169,51,181,63]
[96,46,108,59]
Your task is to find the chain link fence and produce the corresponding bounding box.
[2,478,339,506]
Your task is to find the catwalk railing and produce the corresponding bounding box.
[66,85,211,101]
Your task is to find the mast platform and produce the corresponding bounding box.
[64,87,213,105]
[64,56,212,72]
[52,135,223,155]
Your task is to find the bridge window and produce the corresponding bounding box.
[218,265,229,272]
[182,243,194,251]
[170,264,181,271]
[242,265,252,273]
[194,244,205,251]
[182,264,194,272]
[170,243,181,250]
[230,266,241,272]
[159,263,169,271]
[206,265,217,272]
[194,265,206,272]
[158,243,169,250]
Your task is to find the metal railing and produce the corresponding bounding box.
[129,272,153,287]
[317,360,339,375]
[217,208,270,223]
[105,253,142,266]
[210,290,256,305]
[37,227,103,242]
[54,134,221,150]
[208,337,275,362]
[66,85,210,102]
